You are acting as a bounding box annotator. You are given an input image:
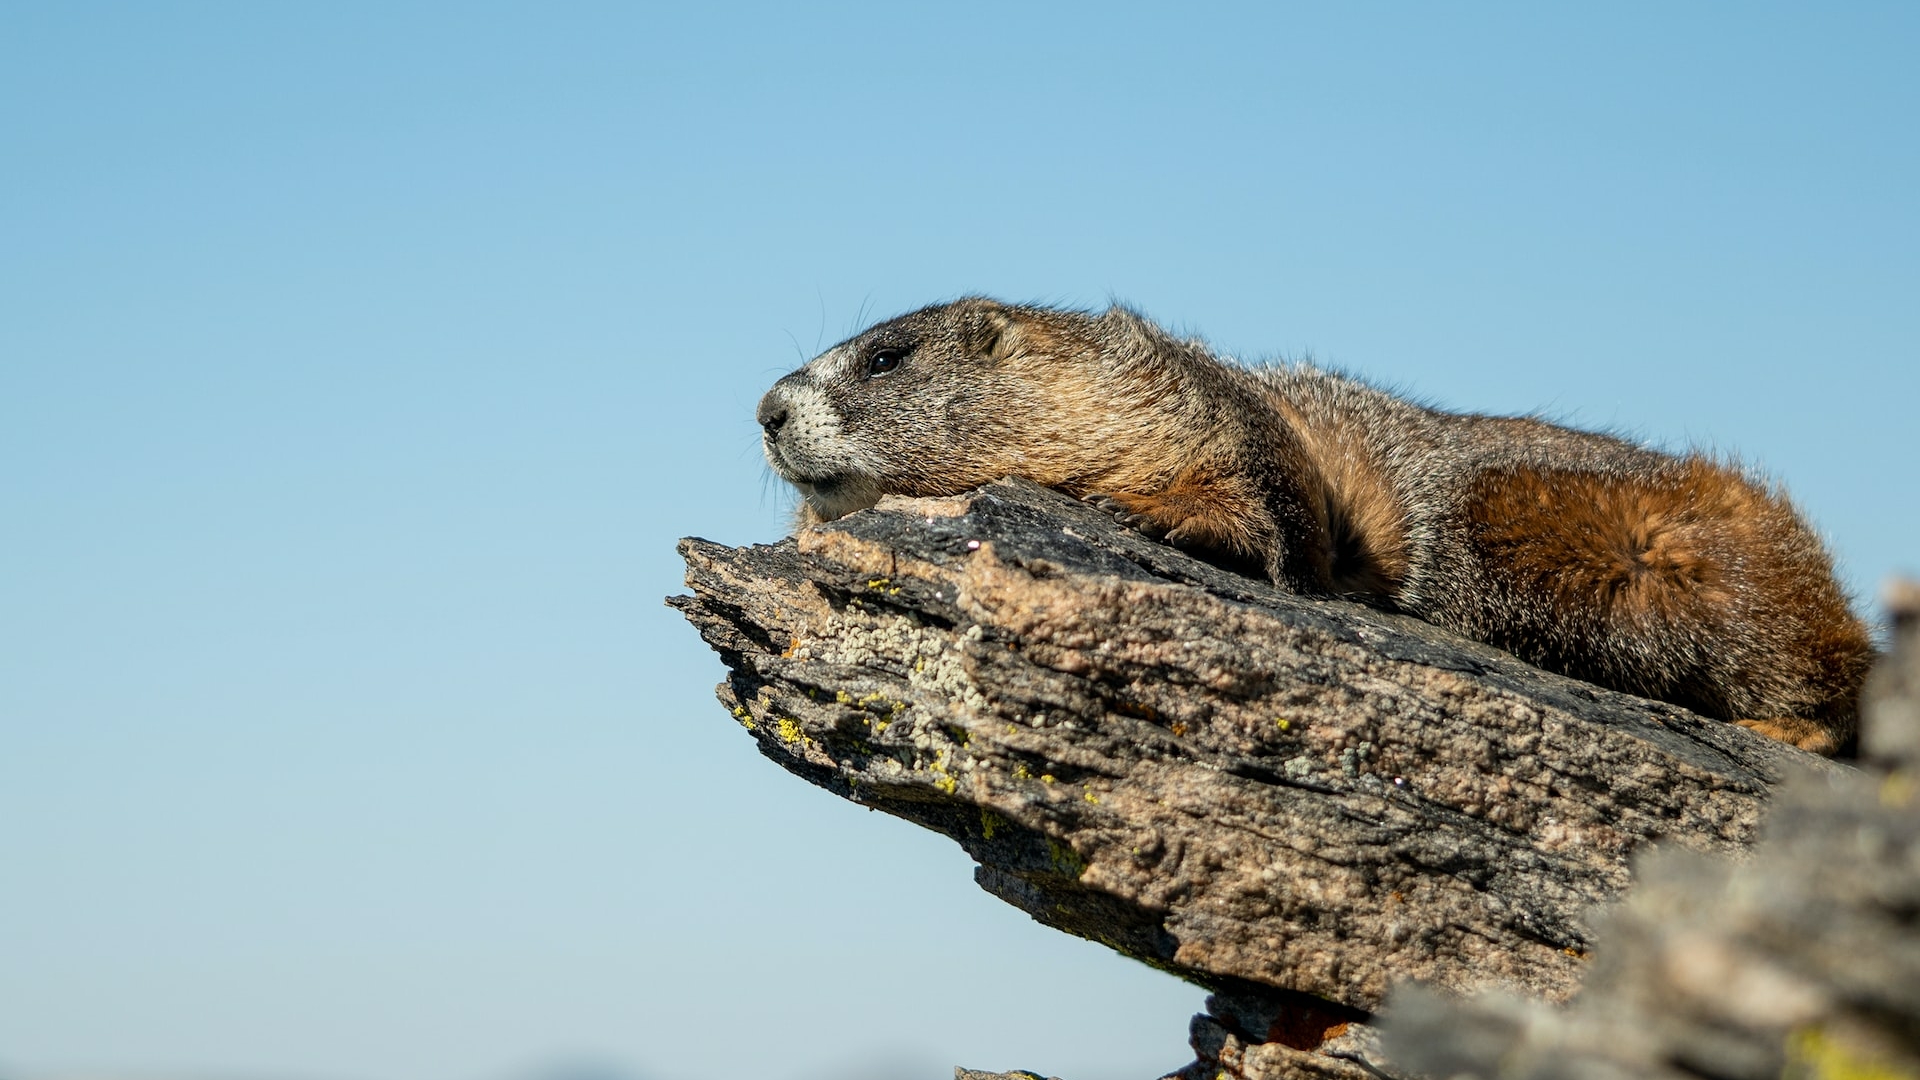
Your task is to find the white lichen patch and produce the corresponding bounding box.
[792,613,989,721]
[1339,741,1376,778]
[786,608,995,799]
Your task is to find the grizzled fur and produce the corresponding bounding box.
[757,298,1874,754]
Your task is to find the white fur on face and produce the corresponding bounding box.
[793,474,889,521]
[761,377,888,520]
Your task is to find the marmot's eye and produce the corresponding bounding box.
[868,347,907,377]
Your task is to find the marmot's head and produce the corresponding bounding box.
[757,298,1180,522]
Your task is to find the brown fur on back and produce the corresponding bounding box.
[757,298,1875,754]
[1453,457,1869,741]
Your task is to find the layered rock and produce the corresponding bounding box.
[672,480,1874,1077]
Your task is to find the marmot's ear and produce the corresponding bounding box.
[1095,304,1169,366]
[963,301,1024,361]
[1099,304,1159,346]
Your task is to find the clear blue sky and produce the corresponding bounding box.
[2,4,1914,1080]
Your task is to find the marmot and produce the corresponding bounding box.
[756,298,1874,755]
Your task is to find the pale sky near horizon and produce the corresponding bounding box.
[3,4,1916,1080]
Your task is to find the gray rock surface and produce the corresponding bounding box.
[672,480,1849,1076]
[1376,579,1920,1080]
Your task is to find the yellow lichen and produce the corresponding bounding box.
[1047,840,1087,877]
[1784,1025,1918,1080]
[1881,772,1916,809]
[980,809,1004,839]
[775,718,805,745]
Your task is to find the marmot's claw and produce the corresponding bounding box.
[1084,494,1170,539]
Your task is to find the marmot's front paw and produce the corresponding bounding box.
[1734,716,1842,756]
[1084,489,1264,566]
[1085,493,1173,540]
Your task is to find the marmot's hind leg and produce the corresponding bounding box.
[1458,456,1872,754]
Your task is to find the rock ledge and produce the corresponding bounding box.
[670,480,1894,1079]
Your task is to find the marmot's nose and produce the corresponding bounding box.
[757,393,789,439]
